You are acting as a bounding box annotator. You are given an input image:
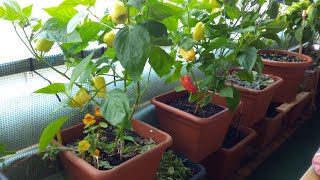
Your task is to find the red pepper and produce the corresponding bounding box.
[180,75,197,93]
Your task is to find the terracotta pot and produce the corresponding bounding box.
[201,124,256,180]
[52,118,172,180]
[254,103,286,148]
[151,90,240,163]
[231,74,283,127]
[259,49,313,103]
[284,92,312,127]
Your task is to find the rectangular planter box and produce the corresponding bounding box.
[151,90,240,163]
[254,103,286,148]
[201,124,256,180]
[231,75,283,127]
[52,118,172,180]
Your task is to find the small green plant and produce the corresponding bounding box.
[156,150,193,180]
[227,71,275,90]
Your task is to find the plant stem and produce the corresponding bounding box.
[194,102,200,115]
[57,130,62,144]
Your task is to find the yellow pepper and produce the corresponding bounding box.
[35,38,54,52]
[103,32,116,48]
[209,0,220,8]
[192,22,205,41]
[93,76,107,99]
[69,88,92,108]
[179,48,196,61]
[111,1,128,24]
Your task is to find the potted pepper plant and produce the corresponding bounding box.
[257,0,318,103]
[0,0,186,179]
[151,0,278,162]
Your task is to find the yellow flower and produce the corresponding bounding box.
[78,140,90,151]
[83,114,96,126]
[91,149,100,157]
[95,107,102,117]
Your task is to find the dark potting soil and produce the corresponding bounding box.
[166,95,225,118]
[66,125,155,170]
[223,125,246,149]
[265,103,280,119]
[258,52,304,62]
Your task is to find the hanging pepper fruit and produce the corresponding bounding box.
[179,48,196,61]
[93,76,107,98]
[35,38,54,52]
[180,75,197,93]
[192,22,205,41]
[103,32,116,48]
[69,88,92,108]
[111,1,128,24]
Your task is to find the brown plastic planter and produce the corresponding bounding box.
[52,118,172,180]
[254,106,286,148]
[151,90,240,163]
[201,124,256,180]
[231,75,283,127]
[259,49,313,103]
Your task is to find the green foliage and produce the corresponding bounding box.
[101,89,131,130]
[34,83,66,94]
[156,150,193,180]
[38,116,71,152]
[114,25,151,83]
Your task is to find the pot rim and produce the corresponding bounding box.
[258,49,313,68]
[227,74,283,94]
[221,124,256,153]
[151,90,238,125]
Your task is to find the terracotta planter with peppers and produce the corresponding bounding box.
[259,50,313,103]
[201,124,256,180]
[51,118,172,180]
[151,89,241,163]
[229,74,283,128]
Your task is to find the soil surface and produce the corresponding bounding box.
[222,125,246,149]
[166,95,225,118]
[259,52,304,62]
[66,125,154,170]
[265,103,280,119]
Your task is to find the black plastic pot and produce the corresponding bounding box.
[184,159,206,180]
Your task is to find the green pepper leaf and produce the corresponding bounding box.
[101,89,131,130]
[225,87,240,112]
[69,51,94,88]
[67,11,87,34]
[43,5,77,21]
[149,46,174,77]
[38,115,71,152]
[148,2,184,21]
[3,0,23,21]
[34,83,66,94]
[236,47,257,73]
[22,4,32,18]
[218,87,233,98]
[39,17,82,43]
[114,25,151,83]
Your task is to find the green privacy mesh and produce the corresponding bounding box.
[0,47,180,178]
